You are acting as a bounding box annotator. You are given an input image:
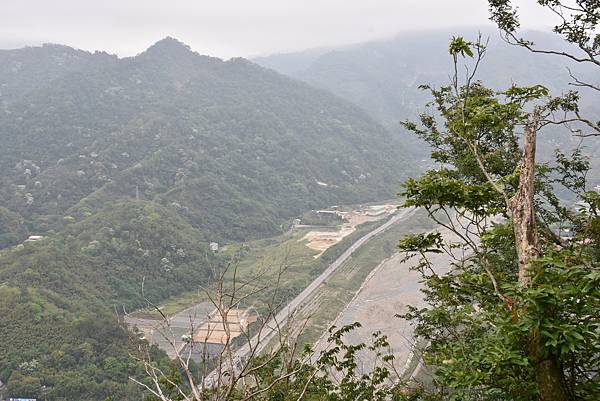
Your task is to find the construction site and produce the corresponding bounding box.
[125,304,257,361]
[300,204,397,256]
[189,308,258,345]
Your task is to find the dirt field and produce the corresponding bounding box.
[191,309,258,345]
[301,204,397,256]
[125,302,261,359]
[125,301,215,358]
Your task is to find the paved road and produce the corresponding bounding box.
[203,207,416,386]
[311,224,465,383]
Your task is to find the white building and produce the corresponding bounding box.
[25,235,44,242]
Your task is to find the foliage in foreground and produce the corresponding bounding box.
[142,323,429,401]
[398,36,600,401]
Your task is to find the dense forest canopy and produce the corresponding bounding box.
[0,37,412,248]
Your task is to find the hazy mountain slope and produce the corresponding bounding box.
[0,37,412,247]
[0,43,110,102]
[0,38,413,399]
[254,30,600,173]
[254,30,599,123]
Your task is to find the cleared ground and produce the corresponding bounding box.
[293,209,434,347]
[192,309,258,345]
[301,204,397,255]
[310,224,459,380]
[201,207,420,384]
[126,302,215,358]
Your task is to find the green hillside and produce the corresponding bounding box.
[0,201,208,399]
[0,38,413,400]
[0,37,412,247]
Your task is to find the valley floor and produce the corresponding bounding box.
[125,203,439,376]
[310,225,457,382]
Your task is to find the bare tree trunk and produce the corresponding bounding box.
[508,115,572,401]
[509,117,540,287]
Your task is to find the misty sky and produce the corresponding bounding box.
[1,0,559,58]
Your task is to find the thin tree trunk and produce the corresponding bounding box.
[508,114,572,401]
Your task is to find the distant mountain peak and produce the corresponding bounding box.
[142,37,194,57]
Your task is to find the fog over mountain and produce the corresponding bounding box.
[2,1,558,58]
[1,1,599,398]
[255,29,600,174]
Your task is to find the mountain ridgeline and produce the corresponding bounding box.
[0,37,411,248]
[254,30,600,170]
[0,38,412,399]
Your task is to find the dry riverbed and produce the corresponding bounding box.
[311,226,458,381]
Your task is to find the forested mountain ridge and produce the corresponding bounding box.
[254,30,600,170]
[0,37,411,247]
[0,37,412,399]
[254,30,599,123]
